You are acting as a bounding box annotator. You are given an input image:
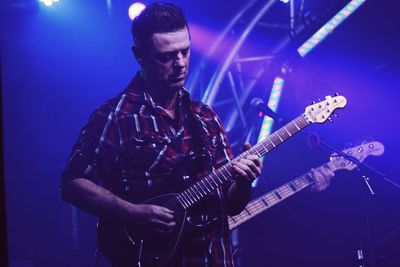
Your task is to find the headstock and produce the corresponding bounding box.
[304,94,347,124]
[330,141,385,171]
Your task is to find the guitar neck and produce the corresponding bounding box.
[228,161,337,230]
[175,114,310,210]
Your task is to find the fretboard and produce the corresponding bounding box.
[175,114,310,210]
[228,161,338,230]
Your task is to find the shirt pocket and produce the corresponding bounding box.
[122,133,171,172]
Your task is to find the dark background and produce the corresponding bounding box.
[1,0,399,266]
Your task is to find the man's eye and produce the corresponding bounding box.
[182,49,189,56]
[157,54,172,62]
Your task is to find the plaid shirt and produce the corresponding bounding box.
[62,73,235,267]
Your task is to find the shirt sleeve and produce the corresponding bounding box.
[61,105,121,185]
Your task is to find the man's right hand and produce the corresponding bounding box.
[60,178,176,234]
[129,204,176,234]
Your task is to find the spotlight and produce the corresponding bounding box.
[38,0,59,7]
[128,2,146,21]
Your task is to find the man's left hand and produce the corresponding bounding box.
[310,166,335,192]
[232,143,263,183]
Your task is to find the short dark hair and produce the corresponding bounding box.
[131,2,189,47]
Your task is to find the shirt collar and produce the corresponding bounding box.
[124,72,191,108]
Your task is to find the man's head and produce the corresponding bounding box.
[131,2,191,93]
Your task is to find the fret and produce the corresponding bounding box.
[292,120,300,130]
[189,187,200,201]
[260,142,269,153]
[208,176,219,187]
[277,185,291,198]
[199,180,210,195]
[261,198,269,206]
[244,208,251,216]
[212,172,224,184]
[185,189,196,202]
[176,195,188,209]
[194,187,202,199]
[205,177,214,188]
[267,137,276,147]
[194,183,206,197]
[276,131,284,142]
[218,169,228,181]
[274,191,282,199]
[265,193,279,203]
[223,165,233,177]
[289,182,298,191]
[187,190,198,204]
[182,191,194,205]
[271,135,281,146]
[179,192,189,206]
[200,180,210,193]
[189,185,199,199]
[283,126,292,136]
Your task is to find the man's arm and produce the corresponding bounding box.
[61,178,176,233]
[225,143,262,216]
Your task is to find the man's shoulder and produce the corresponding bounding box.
[189,99,216,117]
[92,90,141,118]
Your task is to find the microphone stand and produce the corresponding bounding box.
[264,108,396,192]
[257,107,398,267]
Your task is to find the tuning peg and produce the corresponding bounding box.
[328,117,333,123]
[334,92,339,96]
[333,113,338,117]
[311,100,316,105]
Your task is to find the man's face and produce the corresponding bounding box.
[140,27,191,93]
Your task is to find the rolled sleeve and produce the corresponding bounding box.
[62,106,121,185]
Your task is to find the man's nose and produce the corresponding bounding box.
[173,52,185,67]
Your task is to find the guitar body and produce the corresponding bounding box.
[98,155,218,267]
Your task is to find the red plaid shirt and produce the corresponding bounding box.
[63,73,235,267]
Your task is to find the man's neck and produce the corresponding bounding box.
[147,85,179,119]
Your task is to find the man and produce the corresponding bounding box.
[61,2,332,267]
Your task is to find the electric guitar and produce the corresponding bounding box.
[97,95,347,266]
[228,141,385,230]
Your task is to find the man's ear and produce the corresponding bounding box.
[132,44,143,65]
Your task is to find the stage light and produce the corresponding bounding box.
[253,76,285,187]
[297,0,366,57]
[38,0,59,7]
[128,2,146,21]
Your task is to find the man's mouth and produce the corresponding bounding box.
[171,73,186,81]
